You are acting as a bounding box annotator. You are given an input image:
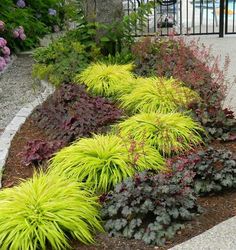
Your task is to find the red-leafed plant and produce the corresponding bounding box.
[20,139,64,166]
[33,83,122,143]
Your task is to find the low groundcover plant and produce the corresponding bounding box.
[0,172,103,250]
[49,134,165,192]
[101,169,199,246]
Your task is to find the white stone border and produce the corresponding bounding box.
[0,80,55,188]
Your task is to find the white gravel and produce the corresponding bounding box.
[0,55,44,131]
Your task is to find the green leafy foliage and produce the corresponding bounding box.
[75,62,134,97]
[49,134,165,192]
[117,112,204,155]
[0,0,46,51]
[168,147,236,196]
[192,105,236,141]
[0,172,103,250]
[0,0,78,52]
[26,0,79,31]
[194,148,236,195]
[33,26,101,85]
[99,1,157,55]
[119,76,199,114]
[101,169,198,246]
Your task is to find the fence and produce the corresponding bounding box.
[123,0,236,37]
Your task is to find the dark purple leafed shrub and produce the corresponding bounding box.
[168,147,236,196]
[132,36,236,141]
[20,139,64,166]
[32,83,122,142]
[192,105,236,141]
[101,168,199,246]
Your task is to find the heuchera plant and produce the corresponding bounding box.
[101,169,199,246]
[168,147,236,196]
[20,139,64,166]
[33,83,122,142]
[0,21,11,72]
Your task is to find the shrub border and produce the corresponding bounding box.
[0,80,55,188]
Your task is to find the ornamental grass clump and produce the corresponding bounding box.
[0,172,103,250]
[75,63,135,97]
[120,77,199,114]
[117,112,204,155]
[49,134,165,192]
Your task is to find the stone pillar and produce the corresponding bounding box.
[83,0,123,24]
[96,0,123,25]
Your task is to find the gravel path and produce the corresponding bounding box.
[0,56,44,132]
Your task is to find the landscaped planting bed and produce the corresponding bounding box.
[1,8,236,249]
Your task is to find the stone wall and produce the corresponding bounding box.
[83,0,123,24]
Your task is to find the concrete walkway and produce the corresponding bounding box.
[170,217,236,250]
[170,35,236,250]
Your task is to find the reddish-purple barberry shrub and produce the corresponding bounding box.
[132,36,236,141]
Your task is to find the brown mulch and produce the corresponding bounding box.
[1,115,236,250]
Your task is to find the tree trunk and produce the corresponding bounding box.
[96,0,123,25]
[82,0,96,22]
[83,0,123,24]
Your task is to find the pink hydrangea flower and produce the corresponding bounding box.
[0,38,7,48]
[12,30,19,38]
[2,46,10,56]
[18,26,24,33]
[19,33,26,40]
[0,21,5,31]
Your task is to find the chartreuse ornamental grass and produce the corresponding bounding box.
[117,112,204,155]
[49,134,165,192]
[0,172,103,250]
[119,77,200,114]
[75,63,135,97]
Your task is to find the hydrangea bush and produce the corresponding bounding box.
[0,21,11,72]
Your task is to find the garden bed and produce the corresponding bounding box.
[2,109,236,250]
[1,7,236,248]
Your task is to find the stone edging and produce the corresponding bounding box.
[0,80,55,188]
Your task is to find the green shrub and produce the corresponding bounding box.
[49,134,165,192]
[0,0,47,51]
[168,147,236,196]
[0,172,103,250]
[26,0,78,31]
[117,112,204,155]
[75,63,135,97]
[119,77,199,114]
[101,170,199,246]
[33,26,101,85]
[194,148,236,195]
